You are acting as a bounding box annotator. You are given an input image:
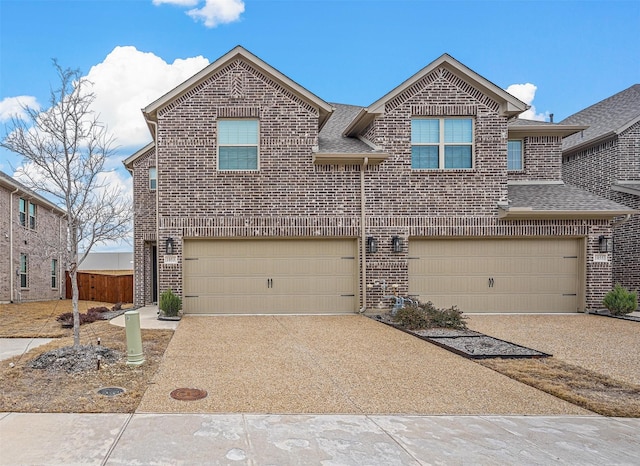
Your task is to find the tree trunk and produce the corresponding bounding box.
[71,267,80,347]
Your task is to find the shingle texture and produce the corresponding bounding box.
[508,183,634,212]
[561,84,640,151]
[317,103,376,153]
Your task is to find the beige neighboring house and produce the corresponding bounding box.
[125,46,635,314]
[0,170,67,302]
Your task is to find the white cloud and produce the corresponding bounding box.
[85,46,209,147]
[153,0,245,28]
[0,95,40,122]
[505,83,549,121]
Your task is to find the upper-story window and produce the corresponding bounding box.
[149,167,157,190]
[507,140,523,171]
[28,202,36,229]
[19,198,36,229]
[218,119,259,171]
[411,118,474,169]
[19,198,27,227]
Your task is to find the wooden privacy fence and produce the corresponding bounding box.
[65,271,133,304]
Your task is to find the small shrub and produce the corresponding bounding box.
[87,306,111,314]
[393,301,467,330]
[56,310,101,326]
[159,288,182,317]
[111,302,123,312]
[603,284,638,316]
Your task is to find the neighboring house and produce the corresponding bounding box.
[561,84,640,292]
[0,170,67,302]
[125,46,634,314]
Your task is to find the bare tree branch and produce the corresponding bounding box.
[1,60,132,347]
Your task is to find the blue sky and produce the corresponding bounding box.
[1,0,639,250]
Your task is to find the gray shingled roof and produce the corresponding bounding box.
[508,183,634,212]
[561,84,640,152]
[317,103,378,154]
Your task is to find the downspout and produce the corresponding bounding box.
[9,187,19,302]
[359,157,369,313]
[148,118,160,306]
[611,214,632,228]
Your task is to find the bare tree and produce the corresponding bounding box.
[1,61,131,347]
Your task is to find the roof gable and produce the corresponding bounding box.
[561,84,640,152]
[344,54,529,137]
[142,46,333,133]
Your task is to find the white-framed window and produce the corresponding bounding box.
[28,202,36,229]
[19,254,28,288]
[51,259,58,289]
[411,117,474,169]
[507,139,523,171]
[19,198,27,227]
[217,119,259,171]
[149,167,157,190]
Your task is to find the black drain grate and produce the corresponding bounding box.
[97,387,125,396]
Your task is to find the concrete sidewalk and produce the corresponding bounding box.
[1,412,638,465]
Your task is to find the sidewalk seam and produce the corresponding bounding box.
[101,412,134,466]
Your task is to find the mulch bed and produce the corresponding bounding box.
[371,314,550,359]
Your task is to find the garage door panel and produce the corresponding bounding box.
[409,238,581,313]
[183,239,358,314]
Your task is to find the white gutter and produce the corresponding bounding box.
[359,157,368,313]
[9,187,18,302]
[611,214,632,228]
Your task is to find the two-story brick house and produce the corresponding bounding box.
[125,46,634,314]
[0,170,67,302]
[561,84,640,292]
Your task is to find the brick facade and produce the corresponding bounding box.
[129,49,624,312]
[0,178,66,302]
[563,121,640,291]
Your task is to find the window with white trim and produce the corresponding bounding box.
[218,119,259,170]
[20,254,28,288]
[51,259,58,289]
[19,198,27,227]
[28,202,36,229]
[411,118,474,169]
[507,140,523,171]
[149,167,157,190]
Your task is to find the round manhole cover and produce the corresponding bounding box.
[97,387,125,396]
[170,388,208,401]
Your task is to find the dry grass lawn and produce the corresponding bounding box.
[480,358,640,417]
[0,300,173,413]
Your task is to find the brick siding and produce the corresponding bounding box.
[130,56,619,311]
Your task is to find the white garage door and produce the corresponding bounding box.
[183,239,358,314]
[409,238,583,313]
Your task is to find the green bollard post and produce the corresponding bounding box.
[125,310,145,366]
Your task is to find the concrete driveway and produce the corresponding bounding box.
[138,315,589,415]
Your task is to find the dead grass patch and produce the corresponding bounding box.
[0,300,172,413]
[479,358,640,417]
[0,300,130,338]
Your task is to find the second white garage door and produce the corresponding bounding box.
[183,239,358,314]
[408,238,583,313]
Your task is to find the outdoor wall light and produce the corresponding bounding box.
[165,237,175,255]
[391,235,403,253]
[598,235,613,253]
[367,236,378,253]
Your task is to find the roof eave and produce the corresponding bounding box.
[312,152,389,166]
[123,142,156,173]
[611,181,640,197]
[498,208,636,220]
[508,124,588,138]
[562,131,617,155]
[0,175,67,216]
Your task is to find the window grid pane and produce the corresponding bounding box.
[444,146,473,168]
[51,259,58,288]
[507,140,523,170]
[444,119,472,143]
[20,254,27,288]
[411,146,439,169]
[149,167,157,190]
[219,147,258,170]
[411,119,439,143]
[219,120,258,144]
